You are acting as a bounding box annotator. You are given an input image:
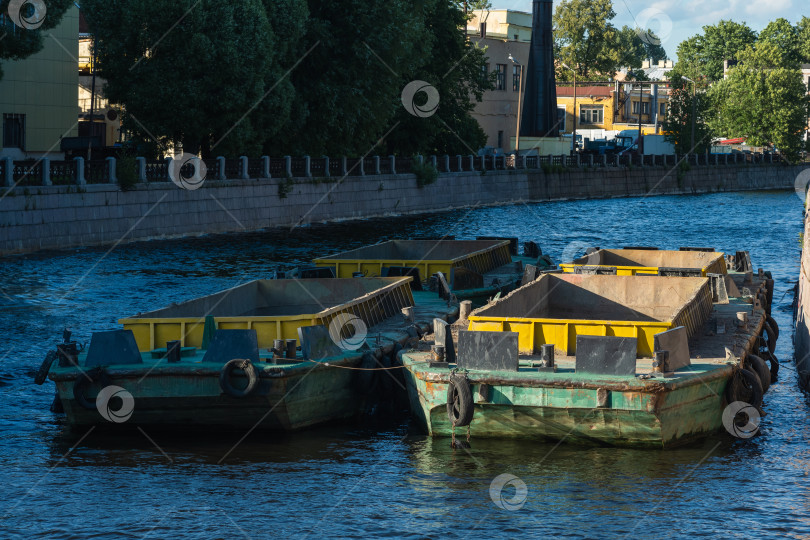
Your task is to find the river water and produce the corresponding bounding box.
[1,190,809,538]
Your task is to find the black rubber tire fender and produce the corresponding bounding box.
[765,315,779,342]
[219,359,259,398]
[748,355,771,394]
[34,350,58,385]
[73,368,112,410]
[725,368,763,409]
[760,349,780,381]
[761,321,777,355]
[446,374,474,427]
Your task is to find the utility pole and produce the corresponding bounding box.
[683,77,697,151]
[510,54,524,153]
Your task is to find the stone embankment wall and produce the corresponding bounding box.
[0,164,803,256]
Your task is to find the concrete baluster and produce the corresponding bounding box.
[239,156,249,179]
[42,157,51,186]
[136,157,146,181]
[106,157,116,184]
[74,157,86,185]
[261,156,270,178]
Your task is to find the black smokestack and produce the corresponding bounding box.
[520,0,559,138]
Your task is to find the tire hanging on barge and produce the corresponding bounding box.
[748,355,771,394]
[725,368,764,409]
[447,374,474,427]
[219,359,259,398]
[73,368,112,410]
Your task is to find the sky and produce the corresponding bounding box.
[498,0,810,60]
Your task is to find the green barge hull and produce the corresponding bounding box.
[48,289,457,431]
[402,269,773,448]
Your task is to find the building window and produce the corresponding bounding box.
[2,114,25,149]
[557,107,567,131]
[513,34,519,41]
[497,130,504,149]
[579,106,603,125]
[495,64,507,91]
[481,63,489,84]
[512,65,521,92]
[632,101,650,115]
[659,103,667,116]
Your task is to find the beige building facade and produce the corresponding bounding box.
[0,7,80,159]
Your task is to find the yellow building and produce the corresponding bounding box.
[467,9,671,152]
[0,7,80,159]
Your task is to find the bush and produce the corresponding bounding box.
[117,155,139,191]
[412,157,438,188]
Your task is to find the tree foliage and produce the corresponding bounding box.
[673,20,757,81]
[82,0,307,158]
[0,0,74,80]
[81,0,488,158]
[708,42,809,160]
[662,75,712,154]
[759,18,801,66]
[385,0,491,156]
[553,1,666,82]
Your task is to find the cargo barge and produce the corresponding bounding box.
[311,238,555,307]
[402,250,779,448]
[37,277,457,431]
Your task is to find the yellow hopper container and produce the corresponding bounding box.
[119,277,415,351]
[467,274,713,357]
[312,239,512,283]
[559,249,727,276]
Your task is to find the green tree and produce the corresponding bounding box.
[615,25,666,71]
[662,75,712,154]
[674,20,757,81]
[82,0,307,158]
[276,0,428,156]
[759,18,801,66]
[386,0,491,156]
[795,16,810,63]
[553,0,621,79]
[709,42,809,160]
[0,0,74,80]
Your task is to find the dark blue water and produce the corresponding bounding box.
[2,190,809,538]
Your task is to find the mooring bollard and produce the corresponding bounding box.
[402,306,415,323]
[540,344,555,368]
[652,350,669,373]
[459,300,473,320]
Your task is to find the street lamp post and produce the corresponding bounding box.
[509,54,524,153]
[682,76,697,152]
[562,63,576,154]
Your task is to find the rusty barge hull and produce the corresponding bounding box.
[402,269,772,448]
